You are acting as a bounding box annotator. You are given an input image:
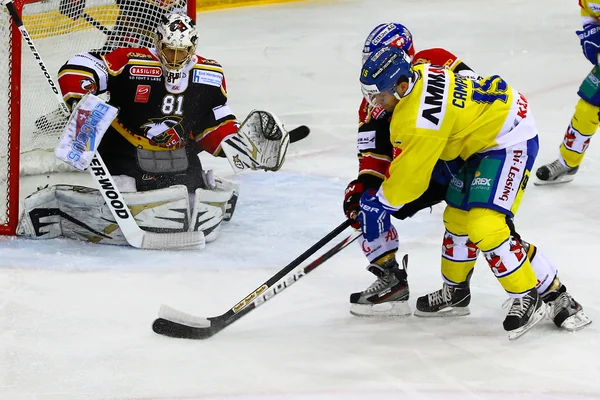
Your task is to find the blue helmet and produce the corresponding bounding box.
[362,23,414,64]
[360,46,413,103]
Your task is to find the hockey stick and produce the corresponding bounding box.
[58,0,111,35]
[5,0,204,250]
[81,12,112,35]
[87,152,203,249]
[289,125,310,143]
[152,220,361,339]
[81,12,111,35]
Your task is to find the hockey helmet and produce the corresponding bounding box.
[360,46,413,105]
[362,23,415,65]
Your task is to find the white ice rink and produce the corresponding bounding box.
[2,0,600,399]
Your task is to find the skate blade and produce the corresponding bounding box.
[413,306,470,318]
[350,301,411,317]
[561,310,592,332]
[507,305,546,340]
[533,175,575,186]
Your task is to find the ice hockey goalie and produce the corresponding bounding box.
[17,13,290,247]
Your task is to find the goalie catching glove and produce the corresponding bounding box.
[221,109,290,172]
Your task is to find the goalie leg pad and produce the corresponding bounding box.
[18,184,191,245]
[190,202,223,243]
[17,187,62,239]
[191,177,240,242]
[216,177,240,222]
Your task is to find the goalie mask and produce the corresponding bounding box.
[155,13,198,84]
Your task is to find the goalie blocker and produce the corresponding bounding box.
[54,92,118,171]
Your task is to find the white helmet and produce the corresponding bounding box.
[155,13,198,83]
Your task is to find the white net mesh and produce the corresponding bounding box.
[0,0,192,233]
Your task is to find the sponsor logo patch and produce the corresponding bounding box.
[442,233,455,257]
[417,66,448,130]
[450,176,464,189]
[472,177,491,186]
[371,104,387,120]
[130,66,162,77]
[588,2,600,12]
[80,78,96,93]
[134,85,151,103]
[357,130,376,151]
[372,24,396,45]
[485,252,507,275]
[192,69,222,87]
[127,51,153,59]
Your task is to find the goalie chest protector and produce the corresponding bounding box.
[59,48,236,152]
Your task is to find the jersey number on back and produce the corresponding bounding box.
[472,75,508,104]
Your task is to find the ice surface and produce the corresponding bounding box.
[1,0,600,399]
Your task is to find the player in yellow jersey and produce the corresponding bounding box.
[535,0,600,183]
[358,46,545,339]
[345,24,590,335]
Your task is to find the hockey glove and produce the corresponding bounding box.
[343,179,365,229]
[577,24,600,65]
[358,189,391,242]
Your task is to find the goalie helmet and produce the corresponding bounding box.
[360,46,413,105]
[362,23,414,64]
[155,13,198,84]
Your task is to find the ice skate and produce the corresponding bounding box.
[503,289,545,340]
[414,281,471,317]
[542,283,592,331]
[349,254,410,317]
[534,159,579,185]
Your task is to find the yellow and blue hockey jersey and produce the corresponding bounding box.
[377,64,536,209]
[580,0,600,25]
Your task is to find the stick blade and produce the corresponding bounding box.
[152,304,216,339]
[140,231,205,250]
[289,125,310,143]
[152,318,216,339]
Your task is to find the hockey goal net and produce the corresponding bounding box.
[0,0,196,234]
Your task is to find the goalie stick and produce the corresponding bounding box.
[152,220,362,339]
[4,0,204,250]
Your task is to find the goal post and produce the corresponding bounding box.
[0,0,196,235]
[0,0,21,235]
